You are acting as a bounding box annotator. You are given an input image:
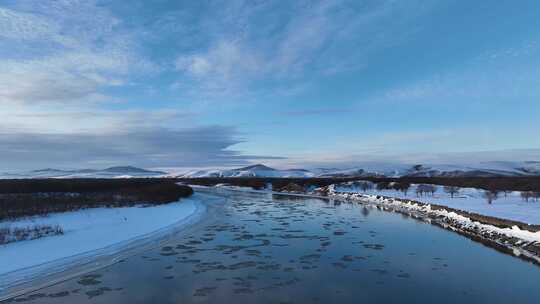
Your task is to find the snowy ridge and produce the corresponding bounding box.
[3,161,540,179]
[402,162,540,177]
[179,161,540,178]
[0,166,167,179]
[180,164,315,178]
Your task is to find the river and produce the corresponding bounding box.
[5,188,540,303]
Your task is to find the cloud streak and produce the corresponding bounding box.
[0,1,154,104]
[170,0,436,101]
[0,125,282,170]
[279,107,351,117]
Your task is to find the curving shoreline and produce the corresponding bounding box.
[0,196,207,301]
[195,185,540,266]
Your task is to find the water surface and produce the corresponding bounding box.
[5,189,540,303]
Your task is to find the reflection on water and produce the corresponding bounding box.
[5,191,540,304]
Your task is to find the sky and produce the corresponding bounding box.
[1,0,540,171]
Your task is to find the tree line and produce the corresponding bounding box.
[344,180,540,204]
[0,179,193,220]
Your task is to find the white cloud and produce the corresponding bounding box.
[0,1,154,104]
[174,40,265,97]
[0,102,193,134]
[0,7,59,41]
[177,56,212,76]
[0,60,99,103]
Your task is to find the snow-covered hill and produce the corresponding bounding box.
[179,164,315,178]
[4,161,540,179]
[1,166,167,179]
[401,161,540,177]
[178,161,540,178]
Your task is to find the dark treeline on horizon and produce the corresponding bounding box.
[0,179,193,220]
[2,176,540,220]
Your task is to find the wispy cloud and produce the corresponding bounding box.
[2,0,538,170]
[0,1,154,104]
[379,40,540,103]
[271,149,540,170]
[0,101,281,169]
[0,103,191,133]
[279,107,351,117]
[0,1,288,169]
[169,0,436,101]
[174,40,266,97]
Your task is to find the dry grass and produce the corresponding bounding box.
[0,224,63,245]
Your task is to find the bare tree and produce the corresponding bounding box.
[416,184,436,197]
[376,182,390,191]
[393,182,411,196]
[358,181,374,193]
[444,186,460,198]
[416,184,426,197]
[482,190,499,204]
[521,191,533,202]
[534,191,540,202]
[425,184,437,196]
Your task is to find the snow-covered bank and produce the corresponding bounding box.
[332,182,540,224]
[196,185,540,264]
[0,197,202,281]
[323,187,540,264]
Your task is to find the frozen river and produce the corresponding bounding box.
[5,188,540,303]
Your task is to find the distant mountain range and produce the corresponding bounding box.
[178,164,315,178]
[3,161,540,179]
[178,161,540,178]
[1,166,167,179]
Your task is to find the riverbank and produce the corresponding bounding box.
[330,182,540,224]
[326,190,540,265]
[0,195,206,300]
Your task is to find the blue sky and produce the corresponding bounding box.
[1,0,539,170]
